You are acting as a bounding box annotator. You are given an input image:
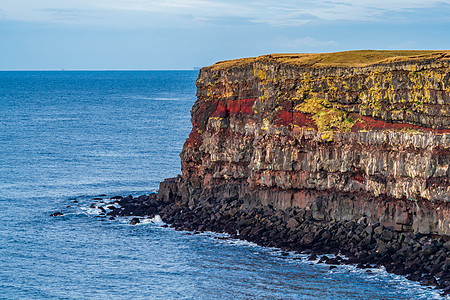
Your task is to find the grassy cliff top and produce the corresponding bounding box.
[208,50,450,70]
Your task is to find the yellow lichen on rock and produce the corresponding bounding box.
[254,68,268,81]
[294,98,356,132]
[320,132,334,142]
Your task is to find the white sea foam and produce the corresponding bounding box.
[214,236,263,249]
[79,206,103,215]
[100,203,119,213]
[150,215,165,226]
[121,215,166,226]
[203,233,448,299]
[318,261,447,299]
[73,197,449,299]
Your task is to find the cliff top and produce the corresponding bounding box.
[208,50,450,70]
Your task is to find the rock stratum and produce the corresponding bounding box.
[177,50,450,237]
[78,51,450,295]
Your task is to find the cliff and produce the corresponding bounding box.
[82,51,450,293]
[178,50,450,237]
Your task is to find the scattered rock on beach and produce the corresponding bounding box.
[129,218,140,225]
[83,191,450,296]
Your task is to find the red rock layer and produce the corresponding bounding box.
[180,54,450,236]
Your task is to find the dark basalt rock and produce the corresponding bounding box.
[85,53,450,296]
[129,218,140,225]
[443,241,450,251]
[105,53,448,296]
[98,190,450,296]
[308,254,317,261]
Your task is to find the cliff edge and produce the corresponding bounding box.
[176,50,450,237]
[87,51,450,293]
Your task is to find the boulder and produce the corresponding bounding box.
[129,218,140,225]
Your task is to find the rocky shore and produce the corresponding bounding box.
[60,51,450,296]
[89,183,450,296]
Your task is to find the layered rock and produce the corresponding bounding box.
[179,50,450,237]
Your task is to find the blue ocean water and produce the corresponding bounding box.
[0,71,445,299]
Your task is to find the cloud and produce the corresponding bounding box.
[313,0,450,21]
[0,0,102,24]
[104,0,244,17]
[249,5,319,27]
[287,37,337,47]
[1,0,450,27]
[35,8,98,21]
[386,40,419,50]
[275,36,337,49]
[248,0,450,24]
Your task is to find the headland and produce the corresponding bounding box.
[94,50,450,295]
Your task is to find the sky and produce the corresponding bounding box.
[1,0,450,70]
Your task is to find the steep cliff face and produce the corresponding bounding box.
[180,50,450,237]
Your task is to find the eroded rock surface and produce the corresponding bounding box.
[180,51,450,236]
[93,52,450,295]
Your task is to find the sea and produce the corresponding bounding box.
[0,71,445,299]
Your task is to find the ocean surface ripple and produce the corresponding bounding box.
[0,71,446,299]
